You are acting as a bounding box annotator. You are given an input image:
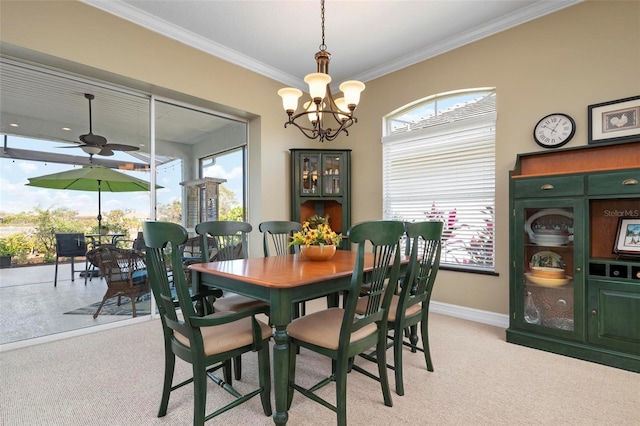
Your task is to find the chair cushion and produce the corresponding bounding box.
[356,294,421,322]
[174,311,272,356]
[214,294,269,312]
[287,308,378,350]
[132,270,147,286]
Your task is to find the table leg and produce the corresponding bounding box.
[270,290,291,425]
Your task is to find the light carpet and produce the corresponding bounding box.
[1,307,638,425]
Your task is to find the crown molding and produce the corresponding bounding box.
[352,0,583,82]
[83,0,582,87]
[81,0,301,88]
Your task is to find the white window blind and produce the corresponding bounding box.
[382,92,496,272]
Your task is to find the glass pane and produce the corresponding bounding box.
[523,207,575,331]
[323,154,342,195]
[302,155,319,195]
[201,148,245,222]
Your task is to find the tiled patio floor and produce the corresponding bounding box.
[0,262,143,346]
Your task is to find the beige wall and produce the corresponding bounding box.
[1,0,639,315]
[353,0,639,314]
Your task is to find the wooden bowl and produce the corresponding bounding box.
[531,266,565,279]
[525,273,571,287]
[300,245,336,261]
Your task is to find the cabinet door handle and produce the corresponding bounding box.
[622,178,638,185]
[541,184,554,190]
[591,309,598,315]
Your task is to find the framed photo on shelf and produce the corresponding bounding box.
[613,217,640,256]
[588,95,640,145]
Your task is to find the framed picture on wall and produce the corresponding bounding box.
[588,95,640,145]
[613,217,640,256]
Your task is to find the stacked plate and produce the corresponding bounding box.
[525,209,574,246]
[530,233,571,246]
[526,252,570,287]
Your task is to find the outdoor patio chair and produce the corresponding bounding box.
[54,233,89,287]
[85,246,149,319]
[142,221,272,425]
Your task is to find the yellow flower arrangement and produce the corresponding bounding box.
[289,220,342,247]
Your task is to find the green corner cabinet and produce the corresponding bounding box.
[290,149,351,250]
[507,141,640,372]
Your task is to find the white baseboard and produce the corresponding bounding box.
[430,301,509,329]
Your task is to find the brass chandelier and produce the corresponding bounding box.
[278,0,365,142]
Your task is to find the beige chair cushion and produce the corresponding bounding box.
[174,311,272,356]
[214,294,269,312]
[356,294,421,322]
[287,308,378,350]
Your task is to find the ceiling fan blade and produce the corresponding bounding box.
[98,147,115,156]
[105,143,140,152]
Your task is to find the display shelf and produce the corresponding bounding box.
[290,149,351,250]
[508,141,640,372]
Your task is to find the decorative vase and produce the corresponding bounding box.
[523,290,542,325]
[300,244,336,261]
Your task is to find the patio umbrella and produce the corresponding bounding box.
[26,165,161,233]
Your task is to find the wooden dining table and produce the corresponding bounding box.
[189,250,408,425]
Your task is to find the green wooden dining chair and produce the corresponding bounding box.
[142,221,272,425]
[357,221,443,396]
[286,220,405,426]
[194,221,270,314]
[258,220,308,317]
[195,221,270,380]
[258,220,302,257]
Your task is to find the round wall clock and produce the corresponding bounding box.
[533,113,576,148]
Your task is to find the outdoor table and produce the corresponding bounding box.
[189,250,409,425]
[81,233,126,277]
[85,233,126,249]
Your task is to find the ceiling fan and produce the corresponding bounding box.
[60,93,140,157]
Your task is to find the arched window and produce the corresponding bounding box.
[382,89,496,273]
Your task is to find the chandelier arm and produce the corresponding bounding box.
[323,119,355,141]
[277,0,364,142]
[284,117,321,140]
[323,127,350,142]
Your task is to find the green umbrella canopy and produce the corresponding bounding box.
[26,165,159,192]
[26,165,162,232]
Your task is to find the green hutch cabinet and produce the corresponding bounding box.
[507,141,640,372]
[290,149,351,249]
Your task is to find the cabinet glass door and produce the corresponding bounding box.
[515,201,582,334]
[301,154,319,195]
[322,154,343,195]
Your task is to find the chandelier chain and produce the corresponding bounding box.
[319,0,326,51]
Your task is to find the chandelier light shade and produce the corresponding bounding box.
[278,0,365,142]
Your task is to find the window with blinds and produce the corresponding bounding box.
[382,90,496,272]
